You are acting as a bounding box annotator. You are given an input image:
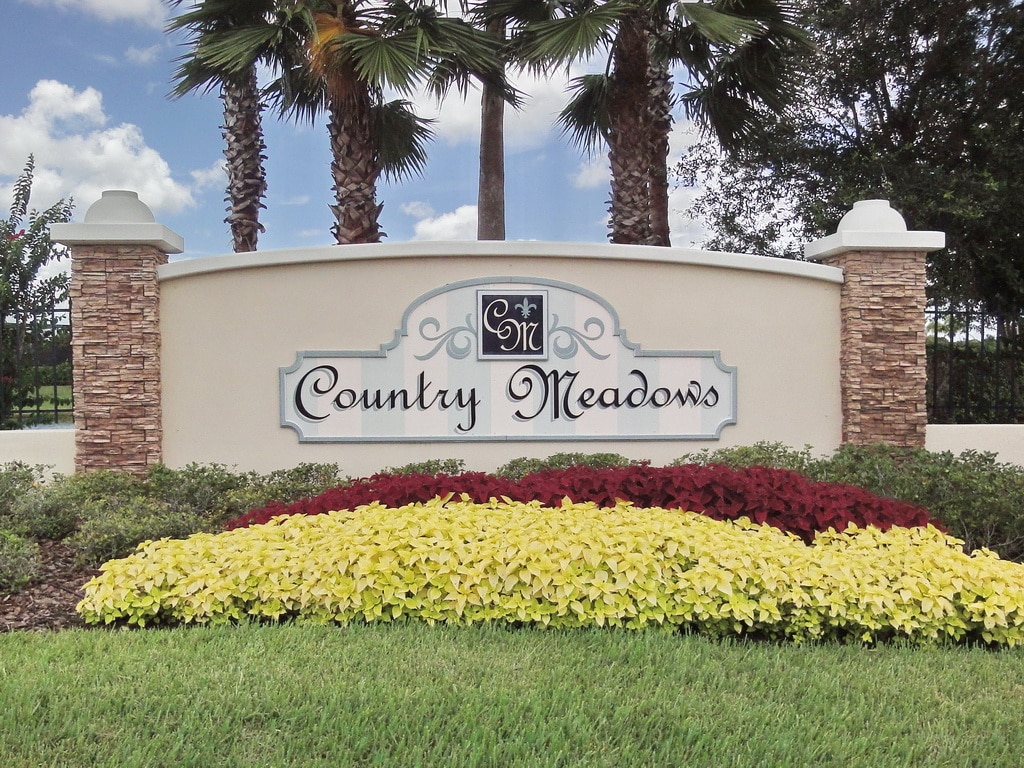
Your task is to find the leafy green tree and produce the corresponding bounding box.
[493,0,807,246]
[0,157,72,428]
[678,0,1024,311]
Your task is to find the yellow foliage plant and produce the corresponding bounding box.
[77,497,1024,645]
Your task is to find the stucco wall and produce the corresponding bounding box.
[158,241,843,476]
[0,429,75,476]
[925,425,1024,467]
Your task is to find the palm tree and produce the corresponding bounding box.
[210,0,510,244]
[166,0,297,252]
[477,16,507,240]
[507,0,808,246]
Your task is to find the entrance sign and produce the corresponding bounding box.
[280,278,737,442]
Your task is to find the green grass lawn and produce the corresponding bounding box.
[1,622,1022,767]
[20,383,72,425]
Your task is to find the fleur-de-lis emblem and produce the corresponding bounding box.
[515,297,536,318]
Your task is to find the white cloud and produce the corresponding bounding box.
[668,185,706,247]
[20,0,167,28]
[0,80,194,216]
[400,201,435,219]
[190,160,226,191]
[668,119,708,246]
[125,44,165,66]
[416,63,598,152]
[571,156,607,190]
[408,204,477,241]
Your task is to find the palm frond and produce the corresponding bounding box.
[341,30,432,94]
[515,2,629,71]
[671,0,809,150]
[471,0,560,28]
[672,1,765,45]
[265,63,327,122]
[422,16,519,104]
[168,1,314,98]
[374,99,435,181]
[557,73,612,152]
[194,25,294,74]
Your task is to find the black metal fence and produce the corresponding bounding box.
[927,304,1024,424]
[1,304,1017,429]
[0,305,73,429]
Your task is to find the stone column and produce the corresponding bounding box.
[51,191,184,474]
[806,200,944,447]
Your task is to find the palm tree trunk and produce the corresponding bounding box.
[607,14,653,245]
[328,93,383,244]
[221,68,267,253]
[647,59,673,247]
[477,21,506,241]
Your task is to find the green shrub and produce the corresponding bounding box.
[674,443,1024,562]
[382,459,466,476]
[221,463,346,523]
[0,462,45,522]
[5,489,80,541]
[0,469,143,542]
[145,463,348,529]
[0,529,41,594]
[0,463,346,548]
[257,463,345,496]
[809,445,1024,561]
[145,463,255,520]
[673,442,816,474]
[46,469,144,503]
[67,496,210,567]
[495,452,637,481]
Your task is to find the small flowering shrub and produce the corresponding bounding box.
[225,464,934,542]
[79,498,1024,645]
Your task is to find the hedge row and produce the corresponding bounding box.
[79,499,1024,645]
[225,464,935,543]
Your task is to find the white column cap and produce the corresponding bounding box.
[50,190,184,254]
[804,199,944,261]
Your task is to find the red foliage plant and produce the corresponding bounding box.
[225,464,936,542]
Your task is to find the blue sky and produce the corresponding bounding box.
[1,0,705,260]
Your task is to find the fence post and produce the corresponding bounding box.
[806,200,944,447]
[51,191,183,474]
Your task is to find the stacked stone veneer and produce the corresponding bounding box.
[51,190,183,476]
[821,249,929,446]
[806,199,944,449]
[70,245,167,473]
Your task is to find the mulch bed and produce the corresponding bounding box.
[0,541,98,632]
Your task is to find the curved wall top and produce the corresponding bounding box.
[159,240,844,285]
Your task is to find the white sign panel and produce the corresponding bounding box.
[281,278,736,442]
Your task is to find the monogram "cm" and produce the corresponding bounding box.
[478,290,548,359]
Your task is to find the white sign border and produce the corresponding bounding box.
[280,276,737,443]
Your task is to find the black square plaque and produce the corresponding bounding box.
[478,290,548,359]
